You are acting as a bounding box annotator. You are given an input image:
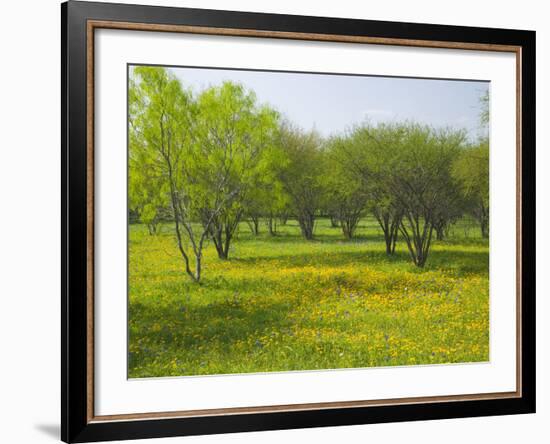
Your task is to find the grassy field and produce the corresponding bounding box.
[128,217,489,378]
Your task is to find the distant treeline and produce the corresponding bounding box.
[129,66,489,281]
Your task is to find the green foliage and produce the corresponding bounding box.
[130,67,281,278]
[388,125,467,266]
[276,123,324,240]
[129,67,191,234]
[130,66,205,280]
[191,81,281,258]
[452,141,490,237]
[328,122,467,265]
[130,68,490,276]
[191,82,279,212]
[322,136,369,239]
[453,141,489,206]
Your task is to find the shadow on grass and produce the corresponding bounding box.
[229,248,488,277]
[185,299,292,345]
[129,295,295,372]
[422,249,489,275]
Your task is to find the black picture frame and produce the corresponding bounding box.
[62,1,536,442]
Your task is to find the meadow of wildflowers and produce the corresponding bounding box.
[128,217,489,378]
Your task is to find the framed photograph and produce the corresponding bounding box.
[62,1,535,442]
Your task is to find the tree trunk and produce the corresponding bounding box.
[147,222,158,235]
[210,225,226,259]
[342,222,352,239]
[374,210,400,256]
[159,117,204,283]
[330,215,340,228]
[435,224,445,241]
[298,212,315,240]
[167,166,201,282]
[194,255,202,281]
[390,218,399,254]
[399,214,434,268]
[247,216,260,235]
[208,212,241,260]
[480,205,489,238]
[481,219,489,238]
[385,225,399,255]
[341,215,360,240]
[223,222,234,258]
[267,217,277,236]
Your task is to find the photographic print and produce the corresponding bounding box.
[63,4,535,440]
[127,65,490,378]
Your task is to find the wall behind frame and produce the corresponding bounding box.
[0,1,546,443]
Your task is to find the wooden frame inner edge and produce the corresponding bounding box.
[86,19,523,423]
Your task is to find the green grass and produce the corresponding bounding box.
[128,217,489,378]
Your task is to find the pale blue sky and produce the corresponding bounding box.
[148,66,488,141]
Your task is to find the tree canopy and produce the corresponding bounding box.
[129,66,490,279]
